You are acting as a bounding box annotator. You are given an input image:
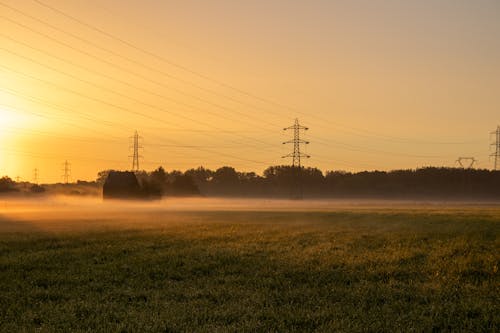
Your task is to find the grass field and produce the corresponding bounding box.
[0,198,498,332]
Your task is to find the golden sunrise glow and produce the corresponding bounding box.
[0,0,499,182]
[0,108,22,128]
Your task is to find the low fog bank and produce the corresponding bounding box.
[1,195,499,234]
[1,194,499,214]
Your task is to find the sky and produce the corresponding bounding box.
[0,0,499,183]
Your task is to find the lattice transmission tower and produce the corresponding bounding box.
[62,160,71,184]
[491,126,500,171]
[33,168,39,184]
[282,118,310,199]
[455,157,477,169]
[129,130,143,172]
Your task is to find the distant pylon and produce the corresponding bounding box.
[15,176,21,183]
[33,168,39,184]
[455,157,477,169]
[282,118,310,199]
[491,126,500,170]
[129,130,143,172]
[62,160,71,184]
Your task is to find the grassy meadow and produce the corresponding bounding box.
[0,199,498,332]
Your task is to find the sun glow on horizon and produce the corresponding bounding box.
[0,108,24,135]
[0,0,499,182]
[0,107,44,135]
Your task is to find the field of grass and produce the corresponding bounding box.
[0,200,499,332]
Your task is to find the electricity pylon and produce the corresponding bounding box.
[33,168,39,184]
[491,126,500,170]
[62,160,71,184]
[455,157,477,169]
[129,130,143,172]
[282,118,310,199]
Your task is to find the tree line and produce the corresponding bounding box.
[95,166,500,199]
[1,166,499,199]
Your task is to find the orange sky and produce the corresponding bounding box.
[1,0,499,183]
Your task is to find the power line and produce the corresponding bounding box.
[0,146,264,171]
[0,49,284,153]
[0,125,266,149]
[0,20,475,160]
[491,126,500,171]
[0,66,271,163]
[0,97,272,168]
[1,82,280,158]
[0,87,467,173]
[30,0,287,102]
[20,0,477,145]
[0,71,478,171]
[0,48,278,152]
[0,3,488,172]
[0,88,125,138]
[0,3,318,138]
[1,78,454,164]
[0,16,282,131]
[0,11,483,155]
[0,3,284,129]
[308,135,457,159]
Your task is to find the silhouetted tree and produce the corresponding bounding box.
[213,167,239,184]
[150,166,167,185]
[96,170,116,185]
[169,174,200,196]
[185,167,213,183]
[0,177,16,192]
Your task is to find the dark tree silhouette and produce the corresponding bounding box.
[96,170,116,185]
[94,166,500,199]
[168,174,200,196]
[0,177,17,192]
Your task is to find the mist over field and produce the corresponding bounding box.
[1,195,499,233]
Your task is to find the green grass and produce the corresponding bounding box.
[0,210,499,332]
